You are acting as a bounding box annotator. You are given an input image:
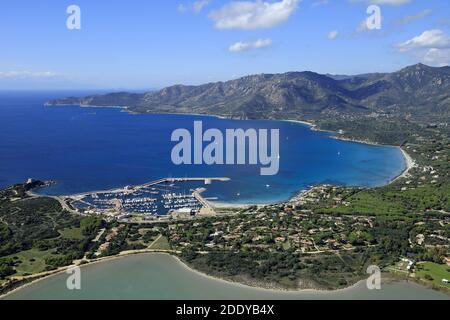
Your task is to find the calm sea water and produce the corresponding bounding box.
[4,254,448,300]
[0,91,406,204]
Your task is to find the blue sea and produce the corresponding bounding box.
[0,91,406,205]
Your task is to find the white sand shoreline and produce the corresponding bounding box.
[209,118,415,209]
[393,147,416,182]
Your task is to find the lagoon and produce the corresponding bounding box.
[4,253,448,300]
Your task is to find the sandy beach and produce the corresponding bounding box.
[209,118,416,209]
[398,147,416,178]
[387,147,416,184]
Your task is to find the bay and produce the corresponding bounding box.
[0,91,406,205]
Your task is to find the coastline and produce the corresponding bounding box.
[3,252,444,299]
[169,253,367,294]
[0,104,424,298]
[209,201,255,209]
[392,147,416,182]
[39,105,415,208]
[285,118,415,183]
[209,119,415,209]
[0,250,176,300]
[0,252,372,299]
[48,103,414,184]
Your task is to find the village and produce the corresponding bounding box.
[165,208,377,254]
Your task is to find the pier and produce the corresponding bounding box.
[66,177,230,198]
[63,177,230,218]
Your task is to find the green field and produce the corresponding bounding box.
[416,262,450,289]
[385,260,411,275]
[148,235,171,250]
[59,227,84,240]
[318,183,450,221]
[4,248,59,276]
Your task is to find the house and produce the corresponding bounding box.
[209,231,223,238]
[177,207,196,215]
[442,279,449,284]
[443,257,450,266]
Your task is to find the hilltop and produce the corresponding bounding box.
[48,63,450,123]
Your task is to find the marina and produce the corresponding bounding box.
[67,177,230,218]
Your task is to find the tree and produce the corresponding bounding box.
[0,222,11,243]
[80,216,104,236]
[0,262,16,279]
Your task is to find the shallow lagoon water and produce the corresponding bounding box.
[0,91,406,204]
[4,254,448,300]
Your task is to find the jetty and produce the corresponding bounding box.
[61,177,230,218]
[66,177,230,198]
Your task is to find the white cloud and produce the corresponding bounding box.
[395,9,432,26]
[369,0,410,5]
[396,30,450,66]
[312,0,328,6]
[209,0,300,30]
[350,0,410,5]
[438,18,450,28]
[396,29,450,52]
[356,19,368,33]
[328,30,339,40]
[423,48,450,66]
[0,71,59,79]
[229,38,273,52]
[193,0,210,12]
[355,12,384,33]
[178,1,210,13]
[177,4,187,12]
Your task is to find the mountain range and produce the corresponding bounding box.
[47,63,450,123]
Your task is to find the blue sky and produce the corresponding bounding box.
[1,0,450,89]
